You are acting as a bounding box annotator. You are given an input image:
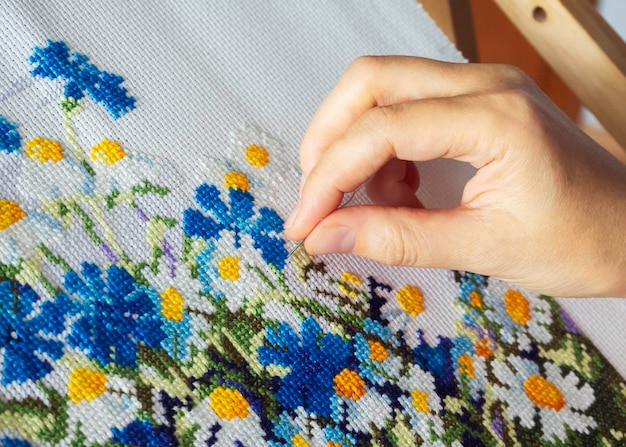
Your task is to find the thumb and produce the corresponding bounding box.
[304,205,499,272]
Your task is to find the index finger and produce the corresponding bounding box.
[299,57,515,177]
[285,95,502,241]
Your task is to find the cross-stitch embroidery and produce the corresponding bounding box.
[0,40,625,447]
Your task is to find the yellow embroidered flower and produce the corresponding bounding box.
[411,390,430,414]
[0,199,26,231]
[25,136,64,163]
[67,368,107,404]
[161,287,185,322]
[333,368,366,400]
[368,340,388,362]
[523,374,566,411]
[292,434,310,447]
[338,271,362,298]
[90,139,126,165]
[457,353,475,379]
[469,290,482,308]
[224,171,249,191]
[209,387,250,420]
[396,284,424,316]
[218,256,241,281]
[504,289,531,326]
[245,144,269,167]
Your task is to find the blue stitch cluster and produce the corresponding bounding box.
[183,183,287,269]
[0,116,21,153]
[63,263,167,367]
[0,280,66,384]
[30,40,136,119]
[258,318,355,417]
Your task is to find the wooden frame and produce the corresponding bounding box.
[420,0,626,162]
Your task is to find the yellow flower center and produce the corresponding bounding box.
[68,368,107,404]
[90,139,126,165]
[161,287,184,322]
[469,290,482,308]
[504,289,531,326]
[397,284,424,316]
[338,272,362,297]
[458,353,475,379]
[333,368,366,400]
[0,199,26,231]
[292,434,310,447]
[411,390,430,414]
[368,340,388,362]
[475,338,492,358]
[224,171,249,191]
[524,374,566,411]
[245,144,269,167]
[218,256,241,281]
[209,387,250,420]
[25,137,64,163]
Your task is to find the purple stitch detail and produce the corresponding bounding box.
[135,207,149,222]
[163,240,176,278]
[491,410,506,439]
[487,327,498,349]
[560,308,583,335]
[100,243,118,263]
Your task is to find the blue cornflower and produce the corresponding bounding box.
[29,40,136,119]
[111,420,177,447]
[1,438,32,447]
[0,280,67,384]
[183,181,287,269]
[0,116,21,153]
[258,318,355,417]
[63,263,166,367]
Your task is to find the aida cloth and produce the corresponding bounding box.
[1,1,625,446]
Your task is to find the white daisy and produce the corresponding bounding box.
[64,367,141,445]
[491,355,596,441]
[397,364,447,445]
[197,230,270,313]
[185,390,267,446]
[482,283,553,352]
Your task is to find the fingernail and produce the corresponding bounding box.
[284,202,300,229]
[313,226,355,254]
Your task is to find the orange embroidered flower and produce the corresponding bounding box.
[524,374,566,411]
[25,136,64,162]
[396,284,424,316]
[245,144,269,167]
[333,368,366,400]
[0,199,26,231]
[209,387,250,420]
[68,368,107,403]
[504,289,531,325]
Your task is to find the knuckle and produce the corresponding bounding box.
[375,215,422,267]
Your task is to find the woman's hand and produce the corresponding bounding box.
[284,56,626,298]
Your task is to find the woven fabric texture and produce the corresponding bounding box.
[1,1,625,446]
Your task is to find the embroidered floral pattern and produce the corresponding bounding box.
[0,40,624,447]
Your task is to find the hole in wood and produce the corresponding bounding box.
[533,6,547,22]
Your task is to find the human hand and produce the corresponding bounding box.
[284,56,626,298]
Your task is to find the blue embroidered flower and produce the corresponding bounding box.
[30,40,136,119]
[63,263,167,367]
[111,420,177,447]
[258,318,355,417]
[0,116,21,153]
[0,280,67,384]
[183,180,287,269]
[1,438,32,447]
